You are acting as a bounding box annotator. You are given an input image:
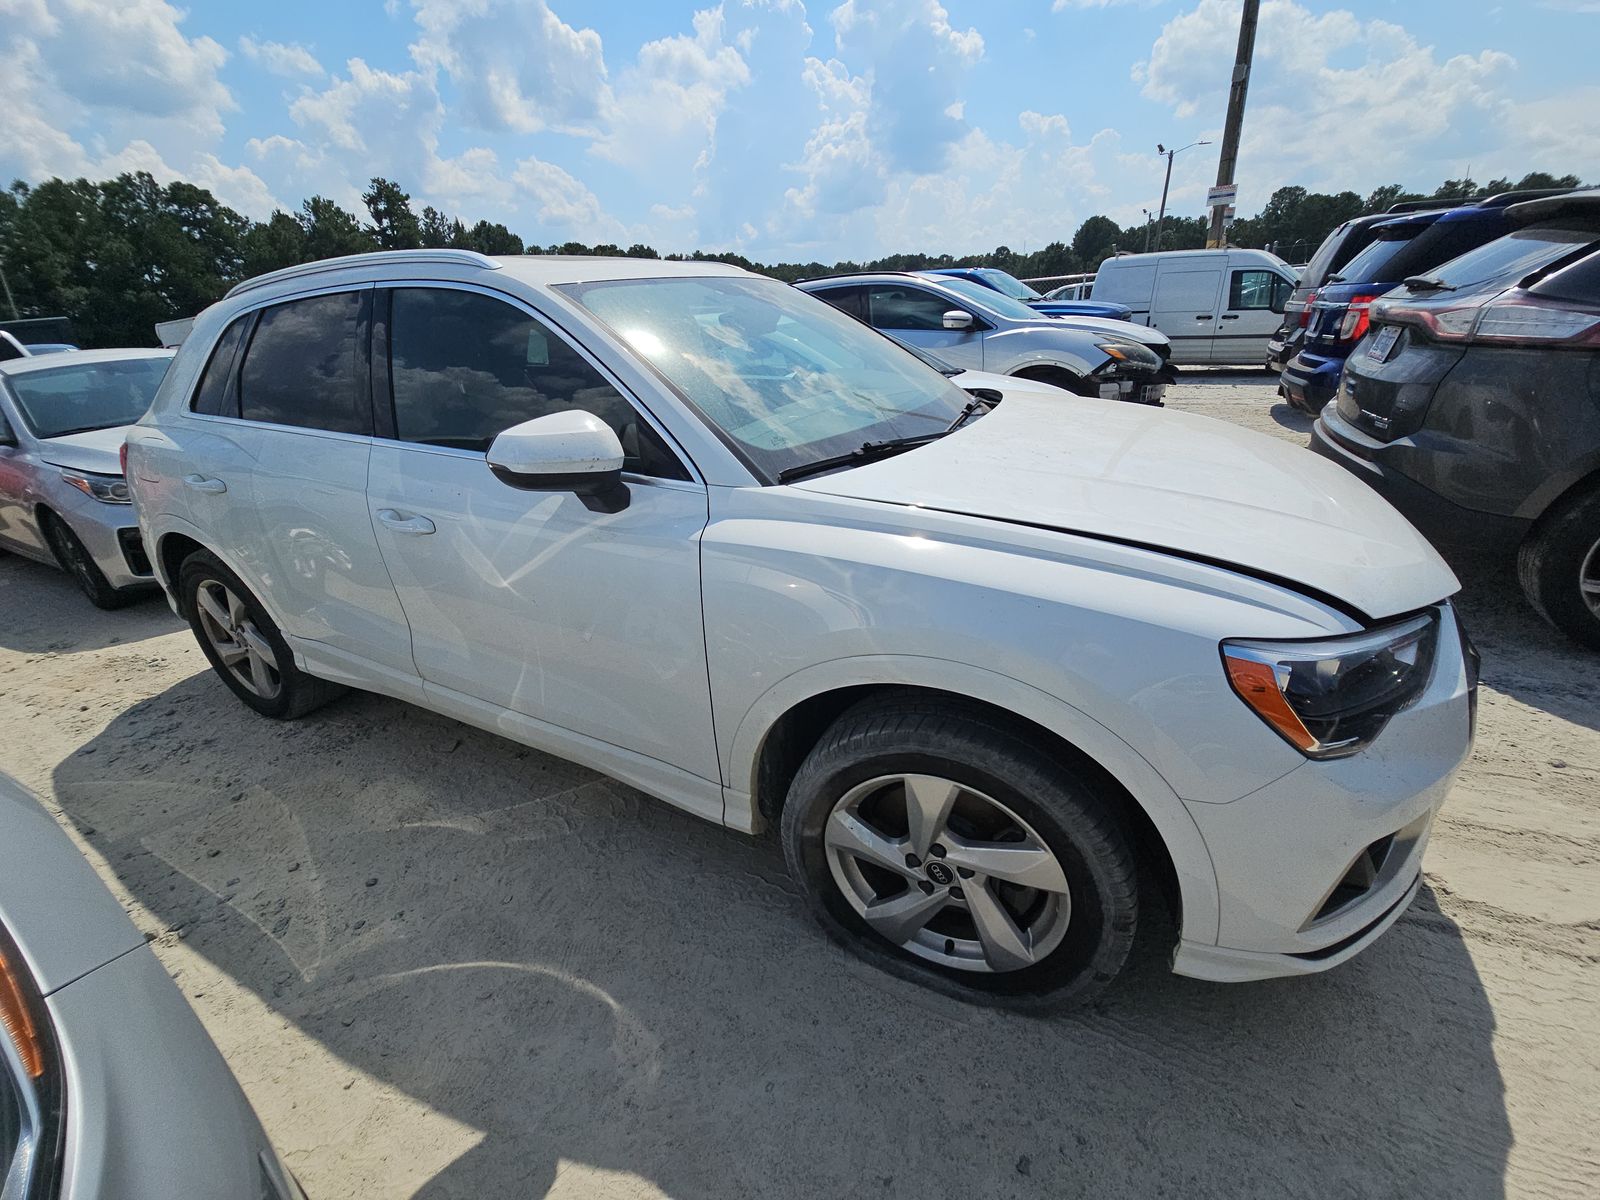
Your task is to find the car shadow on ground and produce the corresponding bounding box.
[1446,546,1600,733]
[1268,401,1313,434]
[51,671,1513,1199]
[0,555,176,653]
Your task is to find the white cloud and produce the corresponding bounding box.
[513,156,624,240]
[238,36,324,80]
[408,0,608,135]
[1053,0,1159,10]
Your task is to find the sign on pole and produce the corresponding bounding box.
[1206,184,1238,209]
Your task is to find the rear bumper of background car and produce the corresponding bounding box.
[1172,603,1473,981]
[1280,350,1344,412]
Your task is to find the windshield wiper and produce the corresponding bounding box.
[43,424,118,438]
[777,432,948,484]
[946,390,1000,433]
[1402,275,1455,292]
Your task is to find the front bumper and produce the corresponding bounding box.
[1096,373,1168,406]
[48,486,153,591]
[1172,603,1473,982]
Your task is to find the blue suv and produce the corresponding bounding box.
[1280,190,1576,413]
[920,267,1135,321]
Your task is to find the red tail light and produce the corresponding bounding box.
[1376,294,1600,347]
[1338,294,1379,342]
[1297,290,1317,328]
[119,441,129,477]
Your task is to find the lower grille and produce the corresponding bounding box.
[118,527,152,576]
[1313,835,1395,922]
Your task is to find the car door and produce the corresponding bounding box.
[1151,263,1225,364]
[173,288,414,678]
[0,396,49,557]
[1216,268,1293,365]
[861,284,987,371]
[364,284,719,782]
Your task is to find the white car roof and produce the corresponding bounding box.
[0,346,174,377]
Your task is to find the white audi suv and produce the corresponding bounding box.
[126,250,1475,1008]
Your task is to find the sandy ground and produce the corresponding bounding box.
[1,372,1596,1199]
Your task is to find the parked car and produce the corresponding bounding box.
[884,334,1078,402]
[0,332,28,363]
[1282,190,1576,413]
[1312,190,1600,648]
[798,271,1173,405]
[128,250,1474,1008]
[1090,248,1298,365]
[0,771,306,1198]
[1044,279,1094,301]
[1265,200,1463,374]
[920,267,1134,321]
[0,349,170,606]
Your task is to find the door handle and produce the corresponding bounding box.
[183,474,226,494]
[1194,314,1213,320]
[1220,314,1241,320]
[376,509,436,536]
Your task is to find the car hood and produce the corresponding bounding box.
[0,774,143,995]
[951,368,1075,398]
[1029,300,1135,321]
[791,393,1457,619]
[35,425,130,475]
[1038,314,1170,350]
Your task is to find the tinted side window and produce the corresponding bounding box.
[867,286,952,331]
[1229,270,1279,310]
[388,288,688,479]
[190,313,251,415]
[810,285,866,321]
[238,291,368,433]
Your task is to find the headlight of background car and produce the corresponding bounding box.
[60,470,131,504]
[1,928,65,1200]
[1092,340,1160,374]
[1221,611,1439,759]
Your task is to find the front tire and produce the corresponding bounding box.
[1518,485,1600,650]
[178,549,345,718]
[40,510,133,609]
[781,696,1138,1009]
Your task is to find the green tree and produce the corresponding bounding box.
[299,195,374,260]
[1071,215,1122,268]
[418,205,455,247]
[462,220,524,255]
[363,177,422,250]
[242,211,308,278]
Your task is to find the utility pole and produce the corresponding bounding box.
[1154,140,1209,253]
[1142,208,1153,253]
[1207,0,1260,248]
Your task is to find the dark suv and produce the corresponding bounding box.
[1282,191,1574,414]
[1312,190,1600,647]
[1266,200,1460,374]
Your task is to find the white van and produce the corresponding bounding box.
[1091,249,1297,365]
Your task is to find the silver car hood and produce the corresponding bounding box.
[35,425,130,475]
[0,774,142,995]
[791,393,1458,619]
[1044,314,1170,350]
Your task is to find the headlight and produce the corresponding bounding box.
[1221,611,1439,759]
[1092,341,1160,373]
[1,927,65,1200]
[60,470,131,504]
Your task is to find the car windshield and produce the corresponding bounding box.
[976,270,1043,301]
[561,275,969,481]
[935,275,1041,322]
[1418,225,1599,293]
[6,356,171,438]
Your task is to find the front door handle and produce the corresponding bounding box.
[376,509,436,536]
[1194,314,1213,320]
[183,474,226,494]
[1220,314,1241,320]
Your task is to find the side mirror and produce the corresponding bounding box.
[486,410,629,513]
[942,310,975,331]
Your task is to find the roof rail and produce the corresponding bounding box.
[1385,197,1465,214]
[224,249,502,300]
[1474,187,1578,209]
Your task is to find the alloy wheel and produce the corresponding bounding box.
[195,578,282,699]
[1581,537,1600,618]
[823,773,1072,973]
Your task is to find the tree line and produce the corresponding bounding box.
[0,170,1585,349]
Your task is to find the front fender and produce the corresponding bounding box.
[982,327,1104,377]
[724,653,1221,946]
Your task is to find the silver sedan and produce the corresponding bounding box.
[0,349,172,607]
[0,771,305,1197]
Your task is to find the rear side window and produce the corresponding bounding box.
[866,286,953,331]
[810,285,866,321]
[237,291,369,434]
[190,314,251,415]
[387,288,688,478]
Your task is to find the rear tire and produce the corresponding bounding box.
[178,549,346,718]
[1517,486,1600,651]
[40,511,133,609]
[780,696,1139,1010]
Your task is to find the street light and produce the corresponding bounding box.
[1154,140,1211,252]
[1141,208,1154,253]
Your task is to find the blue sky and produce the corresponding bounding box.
[3,1,1596,261]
